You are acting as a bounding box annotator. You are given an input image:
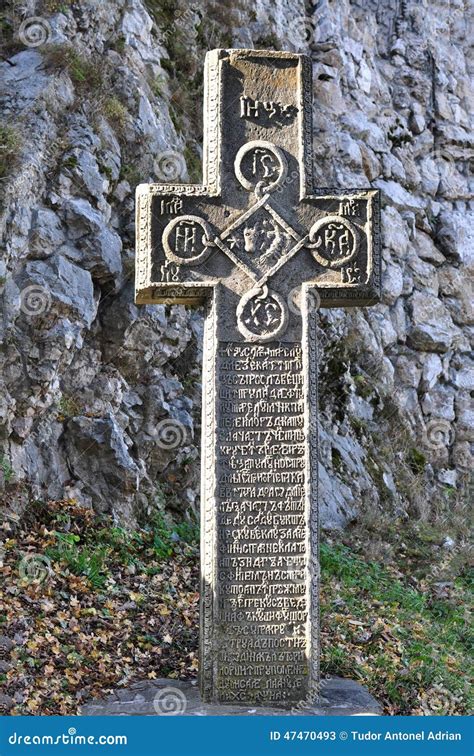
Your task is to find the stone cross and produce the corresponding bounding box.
[135,49,380,708]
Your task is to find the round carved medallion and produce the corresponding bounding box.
[234,140,288,195]
[308,215,359,269]
[162,215,213,266]
[236,285,289,342]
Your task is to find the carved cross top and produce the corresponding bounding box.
[135,49,380,709]
[136,48,380,340]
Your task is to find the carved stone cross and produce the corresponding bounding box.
[136,49,380,708]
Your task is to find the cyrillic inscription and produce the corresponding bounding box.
[215,342,308,705]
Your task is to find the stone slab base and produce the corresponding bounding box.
[81,677,382,716]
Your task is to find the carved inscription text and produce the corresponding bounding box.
[216,343,307,704]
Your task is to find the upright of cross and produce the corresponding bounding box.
[136,49,380,708]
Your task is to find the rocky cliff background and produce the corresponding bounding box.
[0,0,472,531]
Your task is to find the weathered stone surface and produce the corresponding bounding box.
[408,292,458,353]
[14,255,96,328]
[375,179,424,213]
[436,210,474,265]
[80,677,382,716]
[64,415,142,517]
[135,50,380,708]
[0,0,471,539]
[28,208,66,258]
[63,198,123,285]
[421,354,443,390]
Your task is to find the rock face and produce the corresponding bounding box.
[0,0,472,528]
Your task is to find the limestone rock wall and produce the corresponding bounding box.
[0,0,472,528]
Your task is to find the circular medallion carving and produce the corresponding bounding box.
[308,216,359,269]
[236,285,289,342]
[234,140,288,195]
[162,215,213,266]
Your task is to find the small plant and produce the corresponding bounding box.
[353,372,373,399]
[169,105,184,134]
[254,33,280,50]
[144,0,176,28]
[150,73,167,98]
[44,45,102,91]
[102,97,128,135]
[46,532,110,589]
[119,163,142,186]
[57,394,81,420]
[42,0,73,11]
[408,448,427,475]
[0,456,14,484]
[111,35,126,54]
[62,154,78,170]
[0,124,21,180]
[100,164,114,181]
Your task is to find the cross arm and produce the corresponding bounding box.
[293,187,381,308]
[135,182,226,306]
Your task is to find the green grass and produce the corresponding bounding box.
[45,532,111,589]
[6,495,470,715]
[44,509,199,588]
[320,541,473,714]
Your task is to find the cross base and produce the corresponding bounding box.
[81,678,382,717]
